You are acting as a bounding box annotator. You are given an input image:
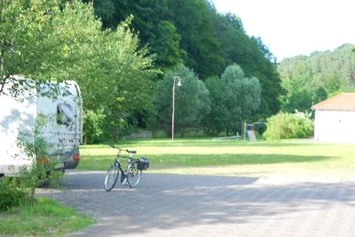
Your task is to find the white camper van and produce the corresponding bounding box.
[0,79,83,176]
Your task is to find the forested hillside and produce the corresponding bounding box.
[1,0,306,143]
[278,44,355,113]
[82,0,282,115]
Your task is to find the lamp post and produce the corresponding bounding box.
[172,76,182,141]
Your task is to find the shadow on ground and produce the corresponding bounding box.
[38,171,355,237]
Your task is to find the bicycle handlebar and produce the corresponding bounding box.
[109,144,119,149]
[109,145,136,154]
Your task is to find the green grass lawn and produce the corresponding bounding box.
[0,139,355,236]
[0,197,95,237]
[3,138,354,236]
[78,138,355,180]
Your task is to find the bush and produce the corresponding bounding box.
[0,115,64,211]
[263,112,313,140]
[0,177,32,212]
[0,164,63,212]
[83,109,106,144]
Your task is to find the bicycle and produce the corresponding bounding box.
[104,145,149,192]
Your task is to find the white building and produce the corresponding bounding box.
[312,93,355,143]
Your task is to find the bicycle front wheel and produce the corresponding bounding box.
[126,162,142,188]
[104,164,119,191]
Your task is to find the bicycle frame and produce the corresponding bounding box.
[113,149,137,183]
[104,145,143,191]
[114,155,126,183]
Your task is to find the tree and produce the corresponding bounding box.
[213,13,282,116]
[150,20,186,69]
[167,0,224,78]
[0,0,160,142]
[203,76,228,135]
[221,64,261,135]
[84,0,283,120]
[0,0,103,95]
[281,90,313,113]
[153,64,211,137]
[85,0,186,71]
[313,86,328,104]
[77,16,160,141]
[278,44,355,113]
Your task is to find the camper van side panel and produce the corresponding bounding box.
[0,91,36,176]
[36,81,82,169]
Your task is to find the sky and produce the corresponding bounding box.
[212,0,355,61]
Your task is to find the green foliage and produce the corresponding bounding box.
[153,64,211,137]
[280,85,327,116]
[221,64,261,135]
[281,90,313,113]
[76,16,160,141]
[313,86,328,104]
[85,0,282,118]
[0,178,29,212]
[1,0,285,142]
[214,14,282,115]
[0,197,96,236]
[83,109,106,144]
[151,20,187,69]
[0,0,159,142]
[202,76,228,135]
[167,0,225,78]
[1,115,64,209]
[0,0,104,92]
[263,112,313,140]
[278,44,355,113]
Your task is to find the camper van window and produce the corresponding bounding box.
[57,102,74,126]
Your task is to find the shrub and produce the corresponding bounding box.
[0,177,31,212]
[16,116,64,199]
[83,109,106,144]
[0,115,64,211]
[263,112,313,140]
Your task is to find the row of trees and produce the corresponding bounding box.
[83,0,282,115]
[1,0,282,143]
[0,0,159,143]
[278,44,355,114]
[6,0,353,142]
[81,0,284,141]
[86,63,262,143]
[153,64,261,138]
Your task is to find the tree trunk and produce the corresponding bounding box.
[180,127,185,138]
[226,127,229,136]
[114,126,120,142]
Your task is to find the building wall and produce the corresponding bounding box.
[314,110,355,143]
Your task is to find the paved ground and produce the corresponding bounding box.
[38,170,355,237]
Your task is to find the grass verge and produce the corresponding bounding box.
[0,197,96,237]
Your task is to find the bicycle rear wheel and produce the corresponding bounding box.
[126,162,142,188]
[104,164,119,191]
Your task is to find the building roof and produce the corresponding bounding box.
[312,93,355,111]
